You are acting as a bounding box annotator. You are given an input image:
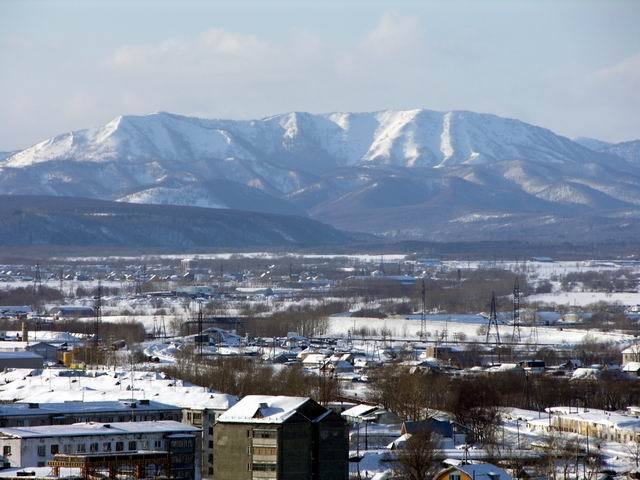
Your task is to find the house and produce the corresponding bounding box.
[623,362,640,376]
[0,420,201,479]
[341,404,402,425]
[213,395,348,480]
[433,463,512,480]
[623,345,640,366]
[400,418,467,447]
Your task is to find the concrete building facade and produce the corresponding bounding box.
[213,395,348,480]
[0,420,201,479]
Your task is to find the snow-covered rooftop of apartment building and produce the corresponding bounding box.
[0,420,199,439]
[0,368,237,411]
[218,395,312,424]
[0,399,180,417]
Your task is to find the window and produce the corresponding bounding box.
[253,447,277,456]
[64,444,72,454]
[2,446,10,456]
[90,443,99,453]
[115,442,124,452]
[103,442,112,452]
[154,440,162,449]
[449,474,461,480]
[208,454,213,463]
[50,444,59,455]
[209,441,214,448]
[252,463,276,472]
[77,444,86,453]
[37,446,46,457]
[208,467,213,475]
[253,429,277,439]
[128,441,137,451]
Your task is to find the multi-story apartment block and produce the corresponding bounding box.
[213,395,348,480]
[0,421,201,479]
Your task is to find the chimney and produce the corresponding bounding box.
[21,322,28,343]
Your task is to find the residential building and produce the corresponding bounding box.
[0,400,181,428]
[180,394,237,479]
[623,345,640,366]
[527,407,640,443]
[0,421,201,479]
[433,463,512,480]
[213,395,348,480]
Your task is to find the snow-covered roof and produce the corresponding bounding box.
[623,344,640,354]
[529,407,640,432]
[0,368,237,411]
[342,404,378,419]
[0,420,199,439]
[0,400,180,417]
[0,351,42,360]
[623,362,640,372]
[218,395,313,424]
[444,463,512,480]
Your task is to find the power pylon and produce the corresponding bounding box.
[420,279,427,340]
[512,277,522,344]
[486,291,501,348]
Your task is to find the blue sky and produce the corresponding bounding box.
[1,0,638,149]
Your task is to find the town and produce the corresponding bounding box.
[1,252,640,479]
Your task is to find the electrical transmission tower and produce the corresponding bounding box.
[512,277,522,344]
[94,281,102,347]
[33,263,42,293]
[419,279,427,340]
[485,291,501,349]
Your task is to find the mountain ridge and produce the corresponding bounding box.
[3,108,640,242]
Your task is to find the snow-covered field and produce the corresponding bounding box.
[327,314,635,346]
[528,291,640,307]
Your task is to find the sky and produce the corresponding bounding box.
[0,0,639,150]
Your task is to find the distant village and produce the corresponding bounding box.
[1,253,640,479]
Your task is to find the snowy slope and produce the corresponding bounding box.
[2,108,640,241]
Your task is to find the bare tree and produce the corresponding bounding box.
[393,430,442,480]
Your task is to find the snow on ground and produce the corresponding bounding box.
[54,252,409,262]
[527,291,640,307]
[327,314,635,346]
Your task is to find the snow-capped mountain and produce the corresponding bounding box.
[2,109,640,242]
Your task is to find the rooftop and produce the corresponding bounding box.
[0,400,180,417]
[218,395,320,424]
[0,420,199,439]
